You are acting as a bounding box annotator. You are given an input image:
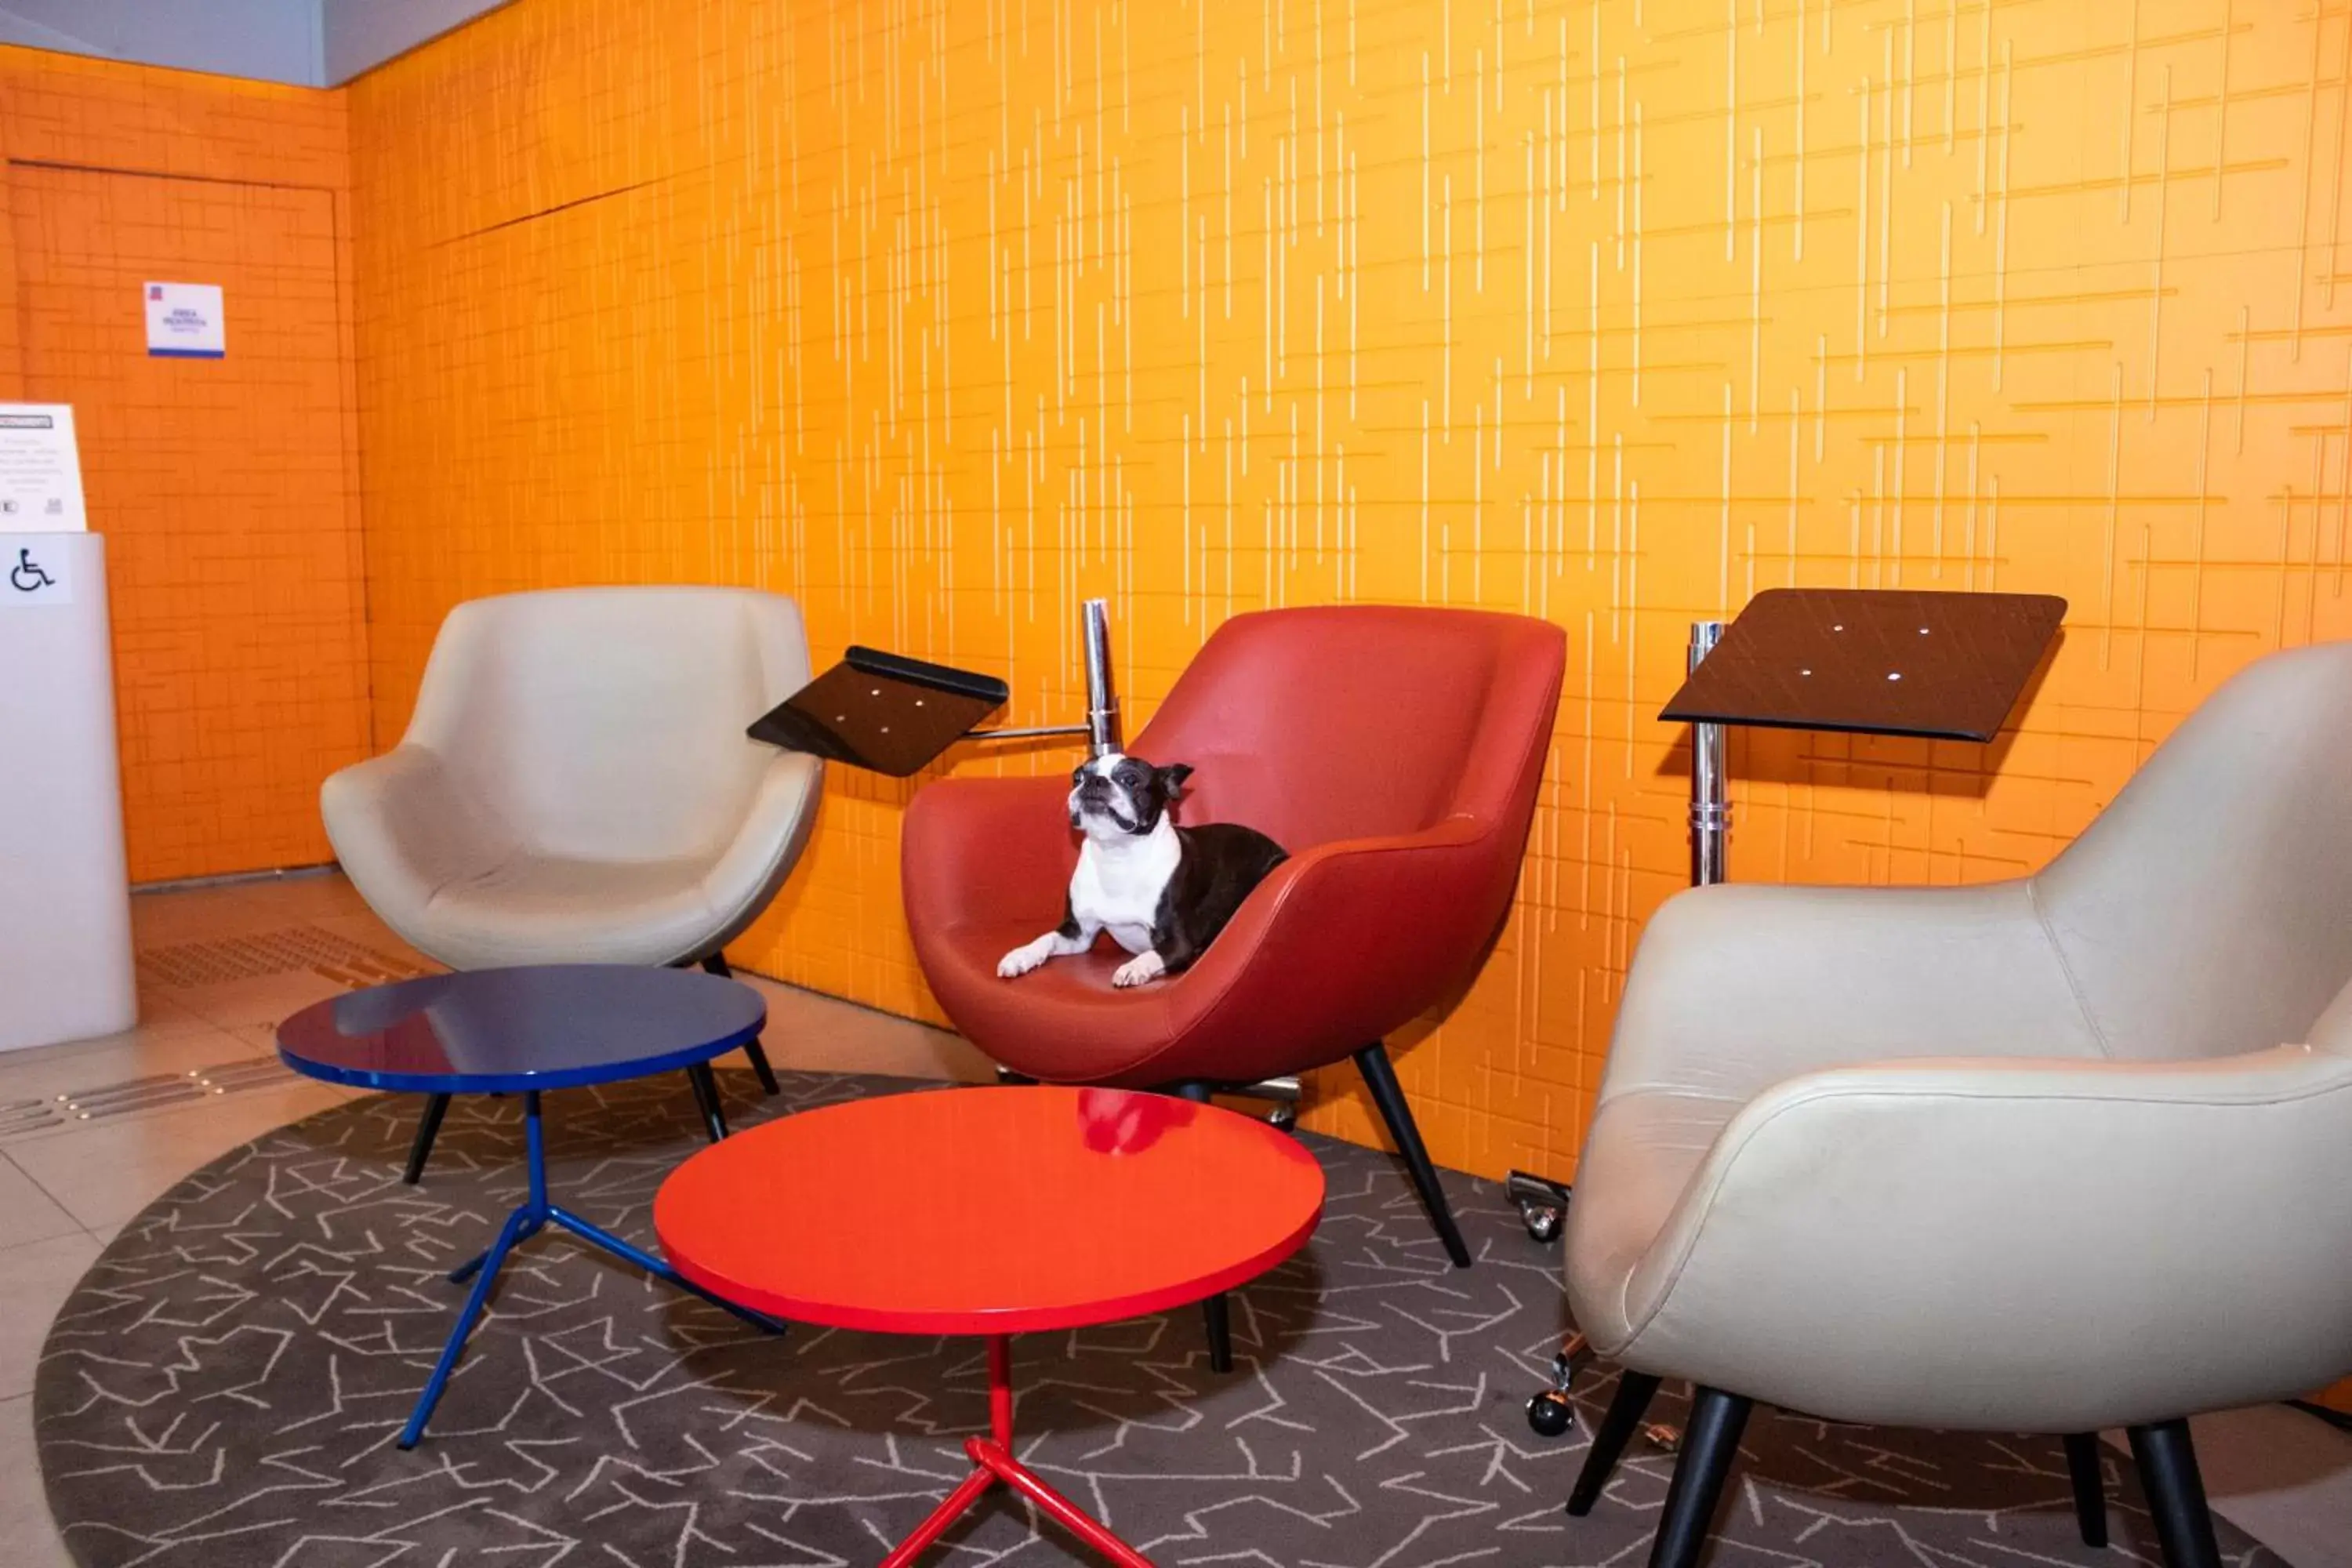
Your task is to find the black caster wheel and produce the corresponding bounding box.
[1266,1102,1298,1133]
[1517,1200,1562,1242]
[1526,1388,1575,1437]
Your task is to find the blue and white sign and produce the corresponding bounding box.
[144,281,225,359]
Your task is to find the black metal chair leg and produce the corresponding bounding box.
[699,953,780,1094]
[739,1037,781,1095]
[1163,1080,1235,1368]
[1566,1370,1664,1515]
[2127,1419,2223,1568]
[1202,1291,1233,1373]
[1351,1042,1472,1267]
[2062,1432,2108,1548]
[404,1093,451,1185]
[686,1062,730,1144]
[1646,1386,1752,1568]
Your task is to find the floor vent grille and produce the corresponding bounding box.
[0,1058,302,1135]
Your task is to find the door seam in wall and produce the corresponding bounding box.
[6,158,340,195]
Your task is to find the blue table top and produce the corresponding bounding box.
[276,965,767,1094]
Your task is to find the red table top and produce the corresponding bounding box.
[653,1086,1326,1335]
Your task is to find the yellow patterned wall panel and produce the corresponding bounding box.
[349,0,2352,1184]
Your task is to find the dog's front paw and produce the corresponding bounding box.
[998,940,1052,978]
[1112,952,1167,988]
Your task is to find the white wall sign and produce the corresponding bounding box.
[3,536,74,606]
[0,405,86,532]
[144,281,225,358]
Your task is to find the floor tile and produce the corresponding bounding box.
[0,1000,220,1069]
[0,1395,71,1568]
[7,1080,349,1231]
[742,975,993,1083]
[308,911,435,970]
[0,1232,101,1399]
[0,1160,81,1250]
[2192,1406,2352,1567]
[155,967,352,1034]
[126,883,285,947]
[0,1023,262,1134]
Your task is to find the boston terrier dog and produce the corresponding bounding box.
[997,752,1288,988]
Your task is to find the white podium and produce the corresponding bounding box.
[0,531,136,1051]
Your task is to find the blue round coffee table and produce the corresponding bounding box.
[277,965,787,1449]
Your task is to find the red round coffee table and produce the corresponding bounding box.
[654,1085,1325,1567]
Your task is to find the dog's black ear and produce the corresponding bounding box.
[1159,762,1195,794]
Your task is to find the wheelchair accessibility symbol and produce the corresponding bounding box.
[10,547,56,593]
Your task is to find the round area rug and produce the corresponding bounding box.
[35,1071,2282,1567]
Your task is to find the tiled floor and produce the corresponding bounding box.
[1,873,2347,1566]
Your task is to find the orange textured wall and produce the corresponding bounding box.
[347,0,2352,1186]
[0,49,368,883]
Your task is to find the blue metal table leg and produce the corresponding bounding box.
[399,1199,535,1449]
[448,1210,544,1284]
[404,1085,784,1448]
[401,1091,553,1450]
[547,1203,788,1334]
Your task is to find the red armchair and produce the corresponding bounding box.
[902,605,1566,1278]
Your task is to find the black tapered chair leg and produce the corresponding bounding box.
[2061,1432,2108,1548]
[686,1062,730,1144]
[1566,1370,1664,1515]
[699,953,780,1094]
[2127,1419,2223,1568]
[1351,1042,1472,1267]
[403,1093,452,1185]
[739,1037,781,1095]
[1646,1386,1752,1568]
[1163,1080,1235,1368]
[1202,1291,1233,1373]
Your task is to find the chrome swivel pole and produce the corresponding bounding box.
[964,596,1123,750]
[1081,597,1122,757]
[1688,620,1731,887]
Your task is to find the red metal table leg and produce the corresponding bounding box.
[969,1437,1156,1568]
[878,1465,998,1568]
[877,1334,1156,1568]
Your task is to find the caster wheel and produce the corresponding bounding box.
[1517,1200,1563,1242]
[1267,1103,1298,1133]
[1526,1389,1575,1438]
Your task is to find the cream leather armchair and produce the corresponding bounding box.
[322,587,822,1177]
[1562,641,2352,1568]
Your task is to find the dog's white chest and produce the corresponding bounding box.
[1070,829,1181,953]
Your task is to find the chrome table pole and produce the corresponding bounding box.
[1687,619,1730,887]
[1081,597,1121,757]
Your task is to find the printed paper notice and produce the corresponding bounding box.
[0,405,85,532]
[144,281,225,358]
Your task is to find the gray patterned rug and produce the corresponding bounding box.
[33,1071,2284,1566]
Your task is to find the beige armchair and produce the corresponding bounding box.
[1562,641,2352,1568]
[322,586,822,1177]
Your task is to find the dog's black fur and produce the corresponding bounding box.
[1062,757,1288,977]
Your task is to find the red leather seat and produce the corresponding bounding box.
[903,605,1566,1268]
